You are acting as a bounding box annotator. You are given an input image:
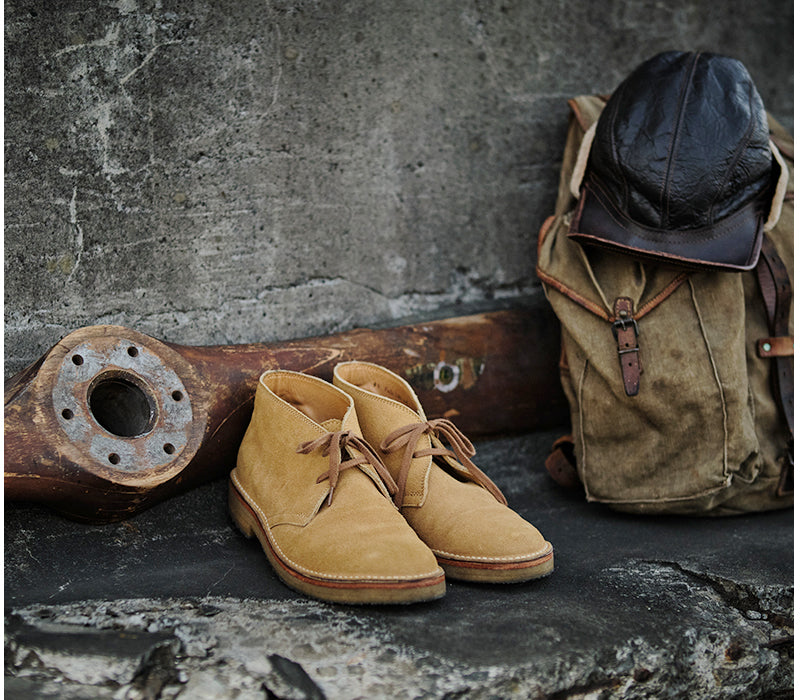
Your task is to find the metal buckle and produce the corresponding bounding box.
[612,317,639,340]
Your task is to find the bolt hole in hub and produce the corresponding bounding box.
[52,335,196,480]
[88,375,156,438]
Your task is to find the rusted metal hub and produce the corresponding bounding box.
[51,334,195,478]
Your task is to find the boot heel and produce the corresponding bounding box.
[228,479,258,539]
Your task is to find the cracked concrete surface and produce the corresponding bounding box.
[4,431,793,699]
[4,0,794,376]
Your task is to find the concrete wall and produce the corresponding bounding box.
[5,0,793,377]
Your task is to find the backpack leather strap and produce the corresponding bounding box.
[545,435,581,489]
[756,236,794,434]
[612,297,641,397]
[756,235,793,495]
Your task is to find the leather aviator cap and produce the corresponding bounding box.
[568,51,787,271]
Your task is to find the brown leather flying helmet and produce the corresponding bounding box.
[568,51,787,271]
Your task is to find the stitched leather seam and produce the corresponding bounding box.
[710,80,759,225]
[661,52,699,226]
[635,273,691,320]
[537,215,556,258]
[536,266,612,321]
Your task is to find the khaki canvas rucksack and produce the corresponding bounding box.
[536,72,793,515]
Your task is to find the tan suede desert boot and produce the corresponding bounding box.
[333,361,554,583]
[229,370,445,604]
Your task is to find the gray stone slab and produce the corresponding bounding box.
[5,429,793,698]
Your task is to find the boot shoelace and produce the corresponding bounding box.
[379,418,507,508]
[297,430,398,506]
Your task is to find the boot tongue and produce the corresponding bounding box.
[315,417,393,499]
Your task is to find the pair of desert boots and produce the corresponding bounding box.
[229,361,553,604]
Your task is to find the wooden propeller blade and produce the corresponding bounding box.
[4,307,566,522]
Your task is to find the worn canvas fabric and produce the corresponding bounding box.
[536,94,793,515]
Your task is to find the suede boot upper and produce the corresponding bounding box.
[230,370,445,603]
[333,361,554,582]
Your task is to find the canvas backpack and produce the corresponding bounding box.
[536,94,793,515]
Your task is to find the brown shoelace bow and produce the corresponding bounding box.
[297,430,398,506]
[379,418,507,507]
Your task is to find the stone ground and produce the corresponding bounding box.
[4,429,793,699]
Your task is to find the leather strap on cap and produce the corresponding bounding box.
[613,297,641,397]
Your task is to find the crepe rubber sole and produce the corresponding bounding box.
[228,479,446,605]
[435,545,554,583]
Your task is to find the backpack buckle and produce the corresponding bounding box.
[612,298,641,397]
[612,316,639,340]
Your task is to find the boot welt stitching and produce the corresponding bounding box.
[437,551,554,572]
[429,542,554,563]
[231,473,443,582]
